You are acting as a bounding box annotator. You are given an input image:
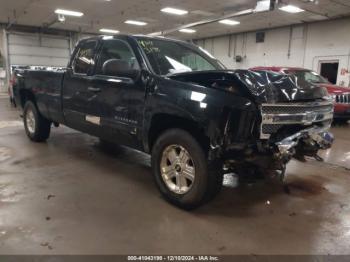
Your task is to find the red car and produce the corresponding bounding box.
[250,67,350,121]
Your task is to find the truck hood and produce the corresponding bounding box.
[317,83,350,94]
[169,70,329,103]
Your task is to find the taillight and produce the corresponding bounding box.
[10,74,17,86]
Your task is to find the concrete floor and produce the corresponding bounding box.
[0,97,349,255]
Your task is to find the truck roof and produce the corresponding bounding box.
[78,34,186,45]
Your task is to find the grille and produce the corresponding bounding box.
[262,124,283,134]
[261,103,334,114]
[335,94,350,104]
[260,101,334,139]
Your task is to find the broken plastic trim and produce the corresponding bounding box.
[275,125,334,158]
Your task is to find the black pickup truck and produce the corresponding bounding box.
[14,35,334,209]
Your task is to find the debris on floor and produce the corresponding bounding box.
[340,203,347,209]
[47,194,55,200]
[217,246,226,252]
[40,242,53,250]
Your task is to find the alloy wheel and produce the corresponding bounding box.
[160,145,196,194]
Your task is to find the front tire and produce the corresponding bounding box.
[151,129,223,210]
[23,101,51,142]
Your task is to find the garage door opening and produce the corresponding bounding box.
[7,32,71,69]
[319,61,339,85]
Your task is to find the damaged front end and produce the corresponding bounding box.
[169,69,334,181]
[224,100,334,181]
[261,101,334,162]
[274,125,333,162]
[261,105,334,180]
[221,71,335,181]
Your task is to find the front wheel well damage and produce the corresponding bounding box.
[148,114,210,155]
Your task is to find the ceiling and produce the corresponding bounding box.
[0,0,350,39]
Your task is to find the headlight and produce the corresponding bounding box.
[331,94,336,103]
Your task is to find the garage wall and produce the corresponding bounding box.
[0,29,7,93]
[195,17,350,87]
[0,30,73,93]
[0,29,97,93]
[7,32,71,67]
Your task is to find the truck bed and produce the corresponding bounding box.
[17,69,66,124]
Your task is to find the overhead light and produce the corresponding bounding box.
[125,20,147,26]
[179,28,196,33]
[54,9,84,17]
[279,5,305,13]
[161,7,188,15]
[235,9,254,16]
[219,19,240,26]
[148,32,163,36]
[255,0,274,12]
[99,28,120,34]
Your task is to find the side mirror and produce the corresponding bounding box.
[102,59,139,79]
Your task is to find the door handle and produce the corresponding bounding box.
[88,87,101,93]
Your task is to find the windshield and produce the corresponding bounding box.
[285,70,329,84]
[136,37,224,75]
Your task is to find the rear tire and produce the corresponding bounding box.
[23,101,51,142]
[151,128,223,210]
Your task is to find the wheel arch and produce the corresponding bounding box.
[146,113,210,155]
[19,89,36,108]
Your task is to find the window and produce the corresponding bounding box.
[96,39,139,75]
[136,37,223,76]
[73,40,97,74]
[256,32,265,43]
[285,70,329,84]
